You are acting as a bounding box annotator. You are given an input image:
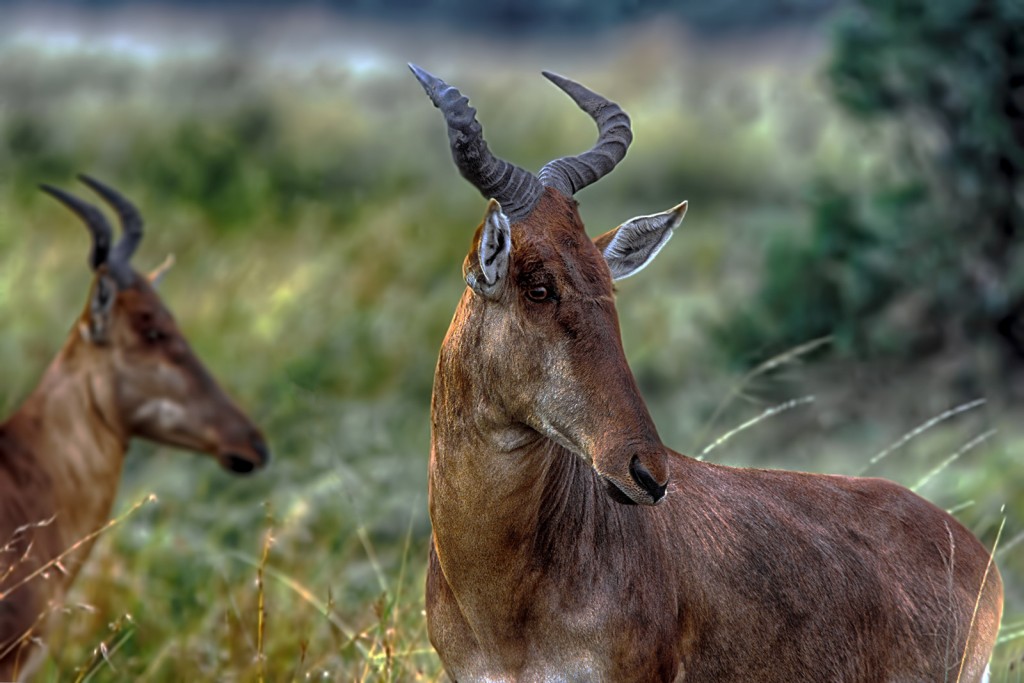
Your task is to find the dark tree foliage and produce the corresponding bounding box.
[72,0,839,34]
[715,0,1024,367]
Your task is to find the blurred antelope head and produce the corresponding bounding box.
[40,176,270,474]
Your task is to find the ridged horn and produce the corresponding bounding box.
[39,183,113,271]
[409,63,544,223]
[538,71,633,197]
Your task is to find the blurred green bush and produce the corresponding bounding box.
[714,0,1024,370]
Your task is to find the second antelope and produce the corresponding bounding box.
[412,66,1003,682]
[0,176,270,680]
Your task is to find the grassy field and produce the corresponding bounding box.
[0,15,1022,680]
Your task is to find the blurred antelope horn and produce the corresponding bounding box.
[39,183,112,271]
[78,174,144,266]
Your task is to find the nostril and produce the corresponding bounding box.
[630,455,667,503]
[226,454,256,474]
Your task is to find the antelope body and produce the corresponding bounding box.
[412,66,1003,682]
[0,177,269,680]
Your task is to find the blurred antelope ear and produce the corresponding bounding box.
[594,201,687,280]
[464,199,511,298]
[84,270,118,344]
[148,253,175,287]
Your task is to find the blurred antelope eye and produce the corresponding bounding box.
[527,286,549,302]
[144,328,165,342]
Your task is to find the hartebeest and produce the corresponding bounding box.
[0,176,269,680]
[412,66,1003,682]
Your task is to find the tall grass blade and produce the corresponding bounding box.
[859,399,986,475]
[911,430,997,493]
[955,514,1005,683]
[698,395,815,461]
[695,337,831,452]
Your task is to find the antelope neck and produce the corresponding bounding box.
[430,307,667,579]
[10,335,130,559]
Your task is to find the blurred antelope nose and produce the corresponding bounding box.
[630,455,668,503]
[251,435,271,467]
[222,432,271,475]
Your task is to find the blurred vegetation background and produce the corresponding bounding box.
[0,0,1022,680]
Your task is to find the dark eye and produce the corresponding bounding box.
[144,328,165,343]
[526,286,551,302]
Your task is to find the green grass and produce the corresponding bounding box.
[0,22,1020,680]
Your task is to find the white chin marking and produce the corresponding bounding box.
[982,663,990,683]
[134,398,188,431]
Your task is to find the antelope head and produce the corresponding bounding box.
[40,175,270,474]
[413,66,686,505]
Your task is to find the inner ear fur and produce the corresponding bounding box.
[464,199,512,299]
[86,269,119,344]
[594,201,687,281]
[148,253,175,286]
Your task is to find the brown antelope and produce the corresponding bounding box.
[411,65,1003,682]
[0,176,269,680]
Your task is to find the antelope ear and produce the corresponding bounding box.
[464,199,511,298]
[594,201,687,280]
[148,253,175,287]
[84,270,118,344]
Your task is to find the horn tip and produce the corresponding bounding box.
[408,63,434,87]
[76,173,105,192]
[39,183,74,203]
[541,70,569,87]
[541,70,589,101]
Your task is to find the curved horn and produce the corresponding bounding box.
[538,71,633,197]
[78,174,143,265]
[39,184,112,270]
[409,64,544,223]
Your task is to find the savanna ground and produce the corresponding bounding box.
[0,7,1022,681]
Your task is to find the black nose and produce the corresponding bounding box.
[225,454,256,474]
[223,436,270,475]
[630,455,667,503]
